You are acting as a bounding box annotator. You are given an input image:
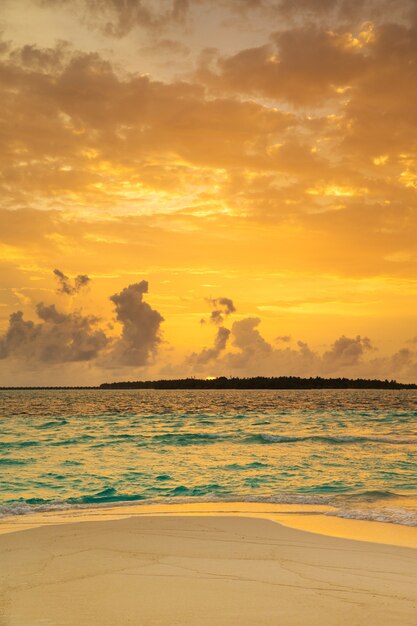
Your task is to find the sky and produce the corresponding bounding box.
[0,0,417,385]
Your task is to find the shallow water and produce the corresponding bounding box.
[0,389,416,525]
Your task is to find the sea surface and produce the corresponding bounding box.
[0,389,416,526]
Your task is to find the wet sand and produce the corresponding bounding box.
[0,505,416,625]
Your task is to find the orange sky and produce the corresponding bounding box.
[1,0,417,384]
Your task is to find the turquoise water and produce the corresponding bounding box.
[0,389,416,525]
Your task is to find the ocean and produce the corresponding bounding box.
[1,389,416,526]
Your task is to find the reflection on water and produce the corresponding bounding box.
[0,389,416,525]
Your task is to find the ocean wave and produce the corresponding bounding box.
[68,487,146,505]
[87,431,417,447]
[224,461,269,470]
[327,508,417,527]
[337,490,404,501]
[0,501,75,517]
[1,493,416,527]
[50,434,96,446]
[0,494,325,519]
[152,432,231,445]
[35,419,68,429]
[0,440,40,449]
[247,434,417,445]
[0,458,32,466]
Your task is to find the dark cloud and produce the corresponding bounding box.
[186,316,387,378]
[276,335,291,343]
[276,0,413,22]
[226,317,273,369]
[53,269,90,295]
[8,41,70,72]
[187,295,235,367]
[139,38,190,57]
[180,316,320,377]
[187,326,230,367]
[109,281,164,366]
[198,25,368,105]
[226,321,376,376]
[206,296,236,325]
[322,334,373,370]
[277,0,337,16]
[0,276,166,368]
[38,0,189,37]
[0,304,108,363]
[35,0,415,40]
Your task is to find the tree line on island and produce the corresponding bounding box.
[99,376,417,390]
[1,376,416,390]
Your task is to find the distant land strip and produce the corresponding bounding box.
[100,376,417,389]
[1,377,416,390]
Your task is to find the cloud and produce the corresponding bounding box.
[0,275,165,368]
[222,317,319,375]
[186,295,235,368]
[53,268,90,295]
[37,0,189,37]
[187,326,230,368]
[183,316,321,377]
[108,281,164,366]
[35,0,415,40]
[184,315,410,380]
[230,317,272,359]
[207,296,236,325]
[7,40,70,72]
[322,334,373,370]
[0,273,416,382]
[139,38,190,57]
[1,28,415,278]
[225,320,376,376]
[0,41,291,213]
[1,1,417,386]
[0,304,108,363]
[198,24,368,106]
[276,335,291,343]
[275,0,413,23]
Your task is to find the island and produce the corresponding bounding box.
[99,376,417,390]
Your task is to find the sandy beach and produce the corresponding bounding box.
[1,505,416,625]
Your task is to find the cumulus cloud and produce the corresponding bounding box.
[53,269,90,295]
[108,281,164,366]
[224,321,378,376]
[322,334,373,371]
[184,315,414,381]
[217,317,318,376]
[206,296,236,325]
[0,304,108,363]
[188,326,231,368]
[230,317,272,358]
[0,276,165,369]
[187,295,236,368]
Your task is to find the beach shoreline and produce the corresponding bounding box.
[1,501,417,548]
[1,508,416,625]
